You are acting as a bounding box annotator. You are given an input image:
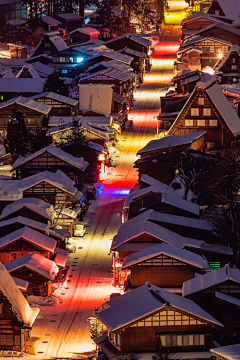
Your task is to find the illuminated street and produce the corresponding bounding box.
[30,9,182,360]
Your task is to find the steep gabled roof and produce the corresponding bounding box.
[16,64,41,79]
[97,283,223,332]
[5,253,59,280]
[0,262,39,327]
[168,79,240,137]
[0,198,54,221]
[12,144,88,171]
[211,343,240,360]
[30,91,78,106]
[122,243,209,270]
[0,226,57,252]
[214,44,240,72]
[183,264,240,297]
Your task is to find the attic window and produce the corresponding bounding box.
[203,108,211,116]
[233,58,236,64]
[215,10,219,15]
[232,65,237,70]
[191,108,199,116]
[198,97,204,105]
[185,119,193,126]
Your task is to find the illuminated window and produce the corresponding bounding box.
[62,69,68,74]
[185,119,194,126]
[70,57,74,63]
[203,108,211,116]
[191,108,199,116]
[198,97,204,105]
[197,119,206,126]
[77,57,84,63]
[60,57,65,62]
[233,58,236,63]
[232,64,237,70]
[207,142,215,150]
[209,119,218,126]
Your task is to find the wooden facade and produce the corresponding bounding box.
[0,206,50,225]
[14,151,84,183]
[23,180,74,206]
[168,86,239,150]
[0,103,48,132]
[0,295,30,351]
[33,96,76,117]
[215,47,240,85]
[0,238,52,264]
[8,267,52,296]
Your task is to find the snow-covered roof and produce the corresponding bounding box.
[48,115,113,127]
[215,290,240,307]
[211,343,240,360]
[0,170,80,201]
[124,183,172,208]
[54,247,68,267]
[121,47,146,58]
[122,243,209,270]
[0,78,45,93]
[206,83,240,136]
[162,191,200,216]
[0,96,51,115]
[149,212,212,231]
[41,15,61,25]
[111,220,203,251]
[47,122,110,140]
[183,264,240,297]
[12,144,88,172]
[16,64,41,79]
[81,67,135,82]
[13,277,29,291]
[217,0,240,22]
[5,252,59,280]
[70,27,100,36]
[31,62,55,78]
[0,216,62,239]
[0,197,54,221]
[0,226,57,252]
[137,132,206,156]
[84,51,133,65]
[30,91,78,106]
[97,282,223,331]
[0,262,39,327]
[58,13,84,20]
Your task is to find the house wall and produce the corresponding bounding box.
[1,207,50,225]
[130,264,195,287]
[9,267,52,296]
[35,97,76,116]
[0,238,51,264]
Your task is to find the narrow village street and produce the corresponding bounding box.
[30,12,182,360]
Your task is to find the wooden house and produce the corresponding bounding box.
[0,170,81,210]
[214,44,240,85]
[51,46,87,77]
[41,16,61,33]
[180,12,233,41]
[121,242,208,289]
[178,36,231,71]
[136,132,206,160]
[30,92,78,117]
[56,13,84,32]
[171,70,202,94]
[5,252,58,296]
[32,31,68,57]
[0,96,51,132]
[168,76,240,150]
[105,34,150,56]
[81,52,133,74]
[183,265,240,345]
[11,144,88,184]
[0,198,54,225]
[95,283,223,358]
[207,0,226,17]
[0,262,39,351]
[79,67,136,96]
[0,216,62,243]
[0,226,56,264]
[69,27,99,44]
[211,344,240,360]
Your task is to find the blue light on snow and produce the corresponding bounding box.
[113,189,130,196]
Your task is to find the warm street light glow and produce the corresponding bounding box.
[218,53,223,59]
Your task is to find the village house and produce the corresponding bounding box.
[121,242,208,290]
[95,282,223,358]
[210,343,240,360]
[0,198,54,225]
[0,226,57,264]
[180,12,233,41]
[11,144,88,185]
[32,31,68,58]
[214,44,240,85]
[168,76,240,150]
[0,216,63,245]
[0,170,82,210]
[29,92,78,117]
[5,252,58,296]
[56,13,84,32]
[0,262,39,351]
[0,96,51,134]
[51,46,87,77]
[70,27,100,44]
[136,132,206,160]
[81,51,134,73]
[183,265,240,345]
[15,63,55,79]
[41,15,61,33]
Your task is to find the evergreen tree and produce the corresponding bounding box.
[4,110,29,161]
[44,73,70,97]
